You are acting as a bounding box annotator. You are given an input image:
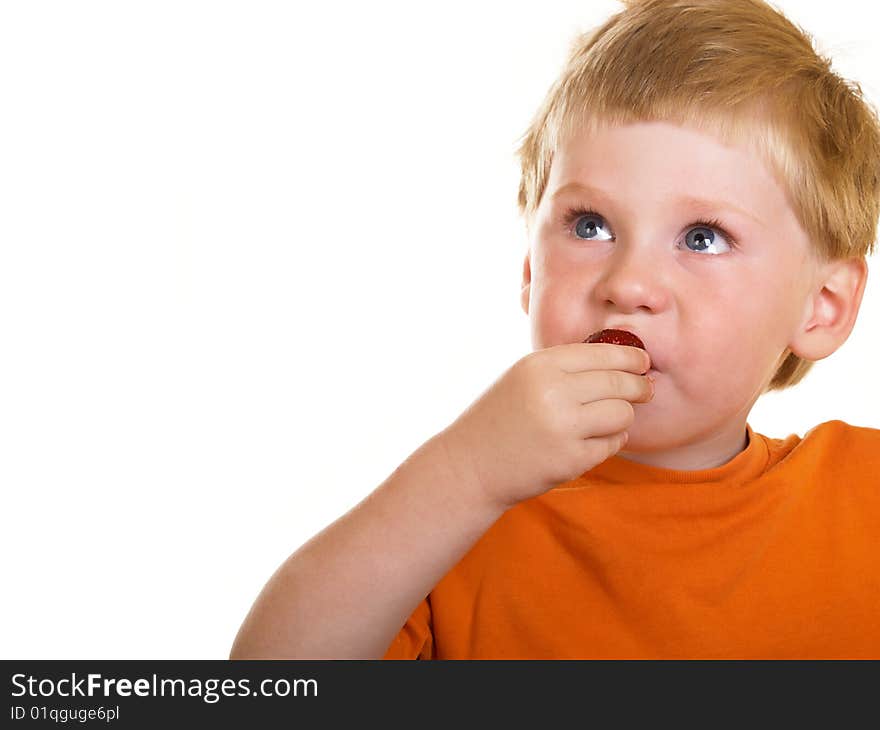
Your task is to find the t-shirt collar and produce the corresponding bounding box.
[581,422,769,486]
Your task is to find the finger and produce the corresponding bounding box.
[550,342,651,375]
[580,429,629,463]
[575,398,636,439]
[566,368,654,405]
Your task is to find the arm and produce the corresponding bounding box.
[228,430,508,659]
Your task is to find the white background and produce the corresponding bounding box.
[1,0,878,659]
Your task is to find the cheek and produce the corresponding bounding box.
[528,251,602,345]
[529,289,578,349]
[678,295,776,398]
[528,265,597,347]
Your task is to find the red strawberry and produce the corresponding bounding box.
[584,328,646,350]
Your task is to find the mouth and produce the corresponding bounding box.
[585,327,659,372]
[584,328,646,350]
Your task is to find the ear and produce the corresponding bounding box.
[789,256,869,361]
[521,251,531,316]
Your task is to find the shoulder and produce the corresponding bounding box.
[798,419,880,479]
[803,419,880,447]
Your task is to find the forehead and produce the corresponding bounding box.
[548,120,792,229]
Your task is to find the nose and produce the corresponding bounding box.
[592,242,669,313]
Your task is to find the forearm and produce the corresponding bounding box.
[229,430,508,659]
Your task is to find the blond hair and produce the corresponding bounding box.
[514,0,880,392]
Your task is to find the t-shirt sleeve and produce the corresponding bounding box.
[382,595,435,660]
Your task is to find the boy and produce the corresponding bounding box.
[230,0,880,659]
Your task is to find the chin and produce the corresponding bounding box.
[616,422,668,453]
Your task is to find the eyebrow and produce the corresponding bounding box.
[550,181,764,226]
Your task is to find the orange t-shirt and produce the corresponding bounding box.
[383,419,880,659]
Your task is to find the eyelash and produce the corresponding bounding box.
[561,205,739,250]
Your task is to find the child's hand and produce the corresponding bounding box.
[439,342,654,511]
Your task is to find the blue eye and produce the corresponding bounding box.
[569,209,613,241]
[562,206,737,254]
[684,226,719,253]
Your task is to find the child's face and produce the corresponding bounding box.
[522,120,821,461]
